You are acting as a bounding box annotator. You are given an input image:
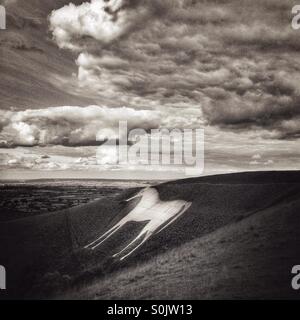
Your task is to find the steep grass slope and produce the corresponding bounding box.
[70,191,300,300]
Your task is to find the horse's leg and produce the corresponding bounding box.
[113,229,148,258]
[85,222,123,249]
[119,235,151,261]
[157,202,192,234]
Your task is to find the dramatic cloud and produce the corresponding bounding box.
[49,0,300,139]
[0,106,161,147]
[1,0,300,176]
[49,0,159,50]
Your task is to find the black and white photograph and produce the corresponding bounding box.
[0,0,300,303]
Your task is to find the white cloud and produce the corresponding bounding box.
[264,159,274,166]
[8,159,19,165]
[252,154,262,160]
[0,105,161,147]
[96,145,119,165]
[49,0,154,50]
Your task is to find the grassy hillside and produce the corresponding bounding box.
[1,171,300,299]
[69,192,300,299]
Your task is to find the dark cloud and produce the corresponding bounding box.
[1,0,299,142]
[47,0,300,139]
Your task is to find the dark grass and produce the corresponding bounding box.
[1,171,300,299]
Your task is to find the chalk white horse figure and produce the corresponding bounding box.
[85,188,192,260]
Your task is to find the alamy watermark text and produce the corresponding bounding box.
[96,121,204,176]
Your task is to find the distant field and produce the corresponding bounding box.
[0,180,153,221]
[0,185,122,221]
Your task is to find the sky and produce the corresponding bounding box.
[0,0,300,180]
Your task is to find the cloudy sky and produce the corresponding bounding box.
[0,0,300,179]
